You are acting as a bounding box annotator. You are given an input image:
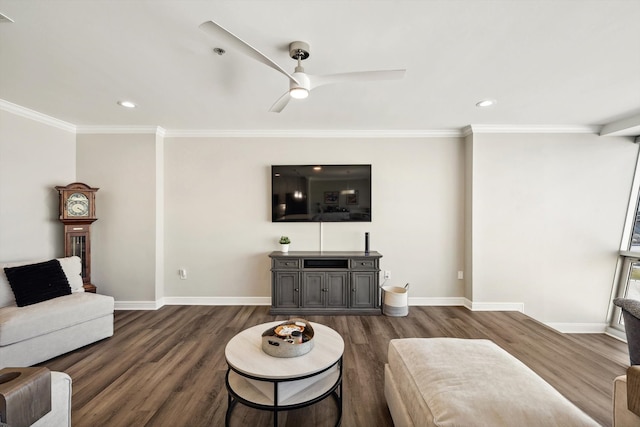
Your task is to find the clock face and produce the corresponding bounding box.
[67,192,89,217]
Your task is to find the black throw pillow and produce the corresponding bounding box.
[4,259,72,307]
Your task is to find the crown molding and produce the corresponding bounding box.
[161,129,463,138]
[0,99,76,133]
[468,124,601,135]
[600,112,640,137]
[1,99,605,138]
[76,125,165,135]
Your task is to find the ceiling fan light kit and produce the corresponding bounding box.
[290,87,309,99]
[199,20,406,113]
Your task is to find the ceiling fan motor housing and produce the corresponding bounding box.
[289,72,310,98]
[289,41,310,60]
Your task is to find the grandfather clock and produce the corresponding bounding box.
[55,182,99,293]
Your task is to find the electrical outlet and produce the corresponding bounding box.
[384,270,391,279]
[457,271,464,280]
[179,269,187,280]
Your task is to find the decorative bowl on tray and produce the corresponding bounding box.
[261,319,315,358]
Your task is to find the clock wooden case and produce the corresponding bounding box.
[55,182,99,293]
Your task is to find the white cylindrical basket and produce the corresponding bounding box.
[381,283,409,317]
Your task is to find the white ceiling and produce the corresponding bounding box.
[0,0,639,135]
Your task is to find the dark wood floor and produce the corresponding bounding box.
[38,306,629,426]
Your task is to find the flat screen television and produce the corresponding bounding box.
[272,164,371,222]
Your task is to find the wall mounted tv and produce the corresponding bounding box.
[272,164,371,222]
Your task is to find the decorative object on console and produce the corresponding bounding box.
[55,183,99,293]
[261,319,314,358]
[279,236,291,253]
[365,232,370,254]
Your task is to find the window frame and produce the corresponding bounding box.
[607,151,640,339]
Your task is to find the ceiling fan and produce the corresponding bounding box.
[199,20,406,113]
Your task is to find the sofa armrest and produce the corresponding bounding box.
[614,375,640,427]
[627,366,640,416]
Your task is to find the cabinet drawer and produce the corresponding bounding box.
[351,259,377,270]
[273,258,301,269]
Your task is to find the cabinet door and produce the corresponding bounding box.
[326,272,349,308]
[274,272,300,308]
[351,272,377,308]
[302,272,325,308]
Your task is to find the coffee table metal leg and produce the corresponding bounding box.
[273,381,279,427]
[225,368,237,427]
[225,393,235,427]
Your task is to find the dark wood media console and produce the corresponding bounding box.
[269,251,382,315]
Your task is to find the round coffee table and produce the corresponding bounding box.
[224,321,344,426]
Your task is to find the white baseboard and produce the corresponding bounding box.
[545,322,608,334]
[605,327,627,341]
[408,297,466,306]
[114,300,164,310]
[163,296,271,306]
[463,298,525,312]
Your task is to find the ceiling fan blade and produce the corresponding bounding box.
[269,91,291,113]
[199,21,300,85]
[309,69,406,90]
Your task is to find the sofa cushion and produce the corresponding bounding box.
[0,292,114,346]
[4,260,71,307]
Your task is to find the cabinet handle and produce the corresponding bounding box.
[294,288,299,292]
[352,288,356,292]
[361,262,366,265]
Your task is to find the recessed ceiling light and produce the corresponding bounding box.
[118,100,136,108]
[476,99,497,108]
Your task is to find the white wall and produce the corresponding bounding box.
[76,133,158,302]
[2,104,639,329]
[469,133,638,324]
[0,109,75,261]
[162,137,466,301]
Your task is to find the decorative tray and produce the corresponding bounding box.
[261,319,314,358]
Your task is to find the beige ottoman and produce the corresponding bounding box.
[384,338,599,427]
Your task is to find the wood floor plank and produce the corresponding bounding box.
[38,306,628,426]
